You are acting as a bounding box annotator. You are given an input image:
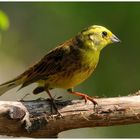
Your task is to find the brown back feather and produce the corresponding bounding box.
[20,37,81,88]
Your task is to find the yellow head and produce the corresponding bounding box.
[78,25,120,51]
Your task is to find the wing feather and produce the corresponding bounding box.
[21,38,78,88]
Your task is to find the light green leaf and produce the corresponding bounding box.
[0,10,9,31]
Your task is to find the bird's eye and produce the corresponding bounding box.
[102,31,107,37]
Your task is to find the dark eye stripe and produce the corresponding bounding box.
[102,31,107,37]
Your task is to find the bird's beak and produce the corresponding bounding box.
[110,34,121,43]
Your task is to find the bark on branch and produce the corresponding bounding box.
[0,91,140,138]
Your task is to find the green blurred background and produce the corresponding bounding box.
[0,2,140,138]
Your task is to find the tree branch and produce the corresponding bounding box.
[0,91,140,138]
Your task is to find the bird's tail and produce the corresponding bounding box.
[0,75,25,96]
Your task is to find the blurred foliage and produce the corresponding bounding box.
[0,10,9,31]
[0,10,9,45]
[0,2,140,138]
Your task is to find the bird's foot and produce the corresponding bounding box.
[69,91,98,107]
[47,98,63,118]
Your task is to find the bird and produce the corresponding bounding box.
[0,25,120,106]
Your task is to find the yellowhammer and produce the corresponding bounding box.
[0,25,120,106]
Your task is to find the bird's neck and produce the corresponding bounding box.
[75,34,105,52]
[74,35,100,66]
[83,48,100,66]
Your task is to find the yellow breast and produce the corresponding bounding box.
[51,67,95,89]
[38,50,100,89]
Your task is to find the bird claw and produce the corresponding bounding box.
[71,91,98,108]
[48,98,63,117]
[82,94,97,106]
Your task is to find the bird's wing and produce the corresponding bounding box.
[20,39,77,88]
